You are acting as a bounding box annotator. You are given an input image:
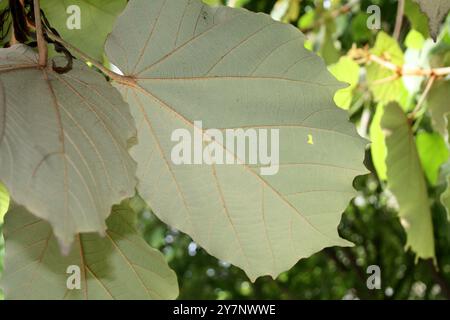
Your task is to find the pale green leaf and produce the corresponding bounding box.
[416,131,449,185]
[382,103,435,260]
[405,0,430,39]
[105,0,367,281]
[0,45,137,249]
[369,104,387,181]
[405,29,426,49]
[328,57,360,110]
[413,0,450,40]
[0,203,178,300]
[41,0,127,61]
[0,182,8,223]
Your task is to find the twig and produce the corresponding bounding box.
[45,30,135,85]
[393,0,404,40]
[410,74,436,117]
[33,0,47,66]
[349,47,450,77]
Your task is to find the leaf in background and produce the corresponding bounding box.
[416,132,449,185]
[413,0,450,41]
[0,182,8,223]
[41,0,127,61]
[0,45,137,249]
[328,57,360,110]
[427,80,450,142]
[105,0,367,281]
[0,203,178,300]
[382,103,435,260]
[405,0,430,39]
[369,104,387,181]
[367,32,409,107]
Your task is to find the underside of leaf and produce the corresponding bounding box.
[1,203,179,300]
[0,45,137,249]
[105,0,367,281]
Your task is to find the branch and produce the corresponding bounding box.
[349,47,450,77]
[393,0,405,40]
[45,30,135,86]
[33,0,47,66]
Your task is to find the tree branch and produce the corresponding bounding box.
[393,0,405,40]
[33,0,47,66]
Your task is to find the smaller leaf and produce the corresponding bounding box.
[1,203,179,300]
[405,29,426,49]
[328,57,360,110]
[369,104,387,181]
[442,174,450,220]
[382,102,435,260]
[427,80,450,142]
[405,0,430,39]
[416,132,449,185]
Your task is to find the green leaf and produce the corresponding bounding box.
[405,0,430,39]
[0,203,179,300]
[41,0,127,61]
[0,45,137,249]
[405,29,426,49]
[0,182,9,224]
[328,57,360,110]
[382,103,435,260]
[416,131,449,185]
[367,32,409,107]
[105,0,368,281]
[369,104,387,181]
[427,80,450,142]
[413,0,450,40]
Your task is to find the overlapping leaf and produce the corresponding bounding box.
[105,0,367,280]
[382,103,435,260]
[0,45,137,249]
[0,203,178,300]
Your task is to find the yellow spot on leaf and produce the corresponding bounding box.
[307,134,314,145]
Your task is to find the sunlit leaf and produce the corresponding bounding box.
[0,45,137,249]
[382,103,435,260]
[328,57,360,110]
[369,104,387,181]
[0,203,178,300]
[416,131,449,185]
[0,182,8,223]
[105,0,367,281]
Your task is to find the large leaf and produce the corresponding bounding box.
[382,103,435,260]
[0,45,137,249]
[41,0,127,61]
[105,0,367,280]
[0,203,178,300]
[414,0,450,40]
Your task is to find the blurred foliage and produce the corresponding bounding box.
[1,0,450,300]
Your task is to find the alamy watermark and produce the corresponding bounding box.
[170,121,280,176]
